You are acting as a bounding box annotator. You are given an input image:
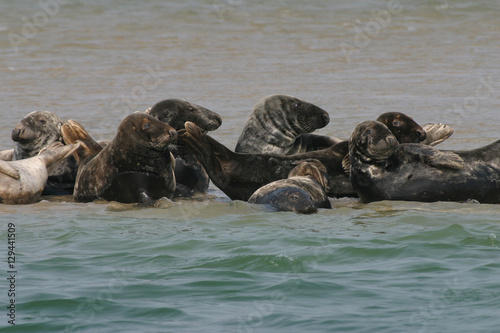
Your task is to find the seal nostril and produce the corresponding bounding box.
[386,136,397,146]
[169,130,178,141]
[322,113,330,125]
[11,128,22,141]
[417,130,427,141]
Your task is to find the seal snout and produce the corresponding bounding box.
[385,135,398,147]
[11,127,23,142]
[416,129,427,141]
[321,112,330,127]
[168,129,178,142]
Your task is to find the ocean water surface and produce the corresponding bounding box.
[1,0,500,332]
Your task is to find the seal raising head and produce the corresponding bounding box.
[349,121,399,163]
[11,110,64,160]
[63,113,178,204]
[376,112,426,144]
[235,94,331,155]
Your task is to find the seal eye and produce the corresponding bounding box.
[392,120,401,127]
[290,194,299,201]
[39,119,47,125]
[142,122,151,130]
[293,102,301,108]
[364,129,374,136]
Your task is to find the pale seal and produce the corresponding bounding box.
[6,110,78,195]
[0,142,79,204]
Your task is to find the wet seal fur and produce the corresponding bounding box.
[179,122,352,201]
[62,113,178,204]
[1,111,78,195]
[349,120,500,203]
[235,94,341,155]
[146,99,222,195]
[0,142,79,204]
[248,159,331,214]
[342,112,453,174]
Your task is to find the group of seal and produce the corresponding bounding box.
[3,93,496,212]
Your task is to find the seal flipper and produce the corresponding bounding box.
[422,123,454,146]
[341,153,351,176]
[0,160,20,179]
[401,144,465,170]
[61,120,103,164]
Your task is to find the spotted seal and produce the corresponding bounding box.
[62,113,178,204]
[348,120,500,203]
[2,110,78,195]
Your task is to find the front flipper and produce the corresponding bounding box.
[401,144,465,170]
[0,160,20,179]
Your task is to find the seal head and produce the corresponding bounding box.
[235,94,330,155]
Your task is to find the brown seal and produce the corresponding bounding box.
[146,98,222,195]
[179,122,352,201]
[62,113,177,204]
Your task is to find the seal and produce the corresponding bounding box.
[376,112,427,144]
[0,141,79,204]
[61,113,178,204]
[4,110,78,195]
[348,120,500,203]
[248,159,331,214]
[235,94,341,155]
[11,110,64,160]
[146,99,222,195]
[179,122,353,201]
[341,112,454,174]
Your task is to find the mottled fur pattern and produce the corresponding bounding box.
[349,121,500,203]
[235,94,340,155]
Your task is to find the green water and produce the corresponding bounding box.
[2,198,500,332]
[1,0,500,331]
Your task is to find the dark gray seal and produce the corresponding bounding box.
[342,112,453,174]
[146,99,222,195]
[235,94,341,155]
[6,110,77,195]
[0,142,79,204]
[62,113,178,204]
[248,159,331,214]
[179,122,353,201]
[349,120,500,203]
